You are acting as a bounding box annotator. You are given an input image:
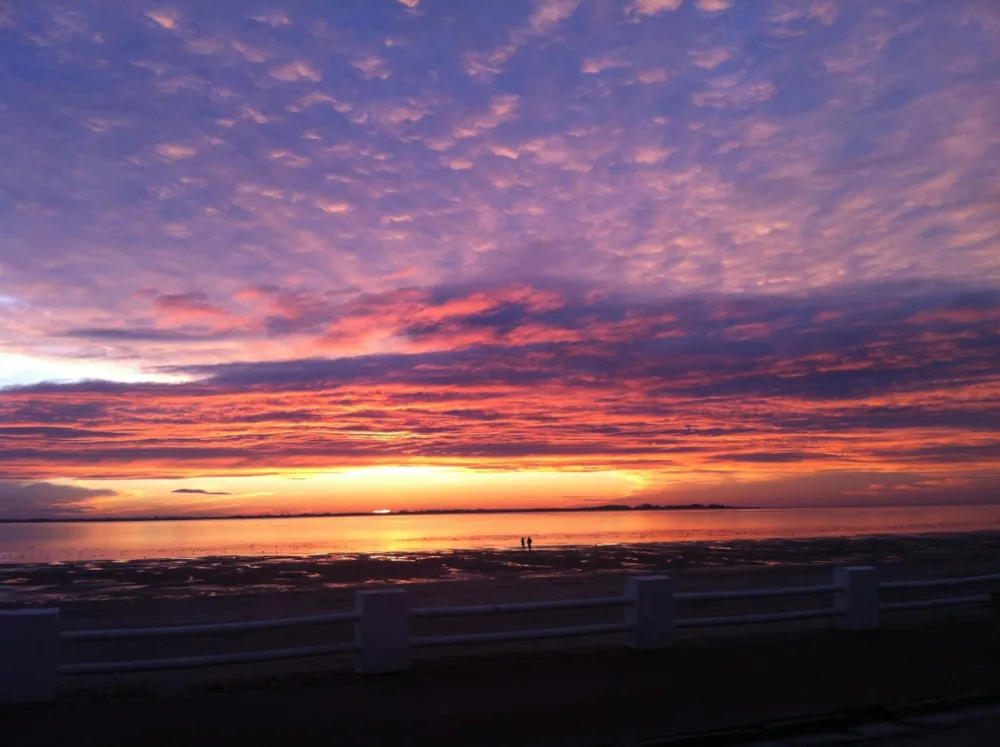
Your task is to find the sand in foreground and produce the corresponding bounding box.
[2,532,997,697]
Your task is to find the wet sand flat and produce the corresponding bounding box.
[4,532,1000,608]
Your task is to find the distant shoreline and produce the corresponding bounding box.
[0,503,739,524]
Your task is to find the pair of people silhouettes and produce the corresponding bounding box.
[520,536,533,550]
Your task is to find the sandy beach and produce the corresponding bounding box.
[2,532,998,699]
[6,532,1000,607]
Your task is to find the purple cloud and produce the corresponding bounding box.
[0,0,997,509]
[0,480,117,518]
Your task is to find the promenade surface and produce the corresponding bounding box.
[873,713,1000,747]
[5,614,1000,747]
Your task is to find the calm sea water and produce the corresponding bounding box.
[2,504,1000,564]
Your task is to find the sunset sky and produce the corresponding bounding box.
[1,0,999,518]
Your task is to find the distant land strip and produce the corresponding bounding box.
[0,503,739,524]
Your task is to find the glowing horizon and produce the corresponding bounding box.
[1,0,999,518]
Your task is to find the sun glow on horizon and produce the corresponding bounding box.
[39,468,645,519]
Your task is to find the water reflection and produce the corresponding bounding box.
[2,504,1000,564]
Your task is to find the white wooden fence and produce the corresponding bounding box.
[1,565,997,704]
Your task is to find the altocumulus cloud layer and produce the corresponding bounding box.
[0,0,998,514]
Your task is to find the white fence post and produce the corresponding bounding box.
[835,566,879,631]
[0,608,59,704]
[625,575,674,649]
[354,589,410,674]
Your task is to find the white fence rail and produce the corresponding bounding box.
[58,642,360,675]
[677,607,837,629]
[412,622,633,648]
[881,594,991,612]
[60,610,360,642]
[2,566,997,705]
[675,583,841,602]
[879,573,1000,590]
[411,595,630,618]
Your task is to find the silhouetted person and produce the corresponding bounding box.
[527,536,533,551]
[520,537,526,549]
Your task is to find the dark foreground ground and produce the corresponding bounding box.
[3,532,999,699]
[5,613,1000,747]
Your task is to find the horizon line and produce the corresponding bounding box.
[1,502,739,524]
[3,499,997,523]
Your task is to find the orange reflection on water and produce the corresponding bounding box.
[3,504,1000,564]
